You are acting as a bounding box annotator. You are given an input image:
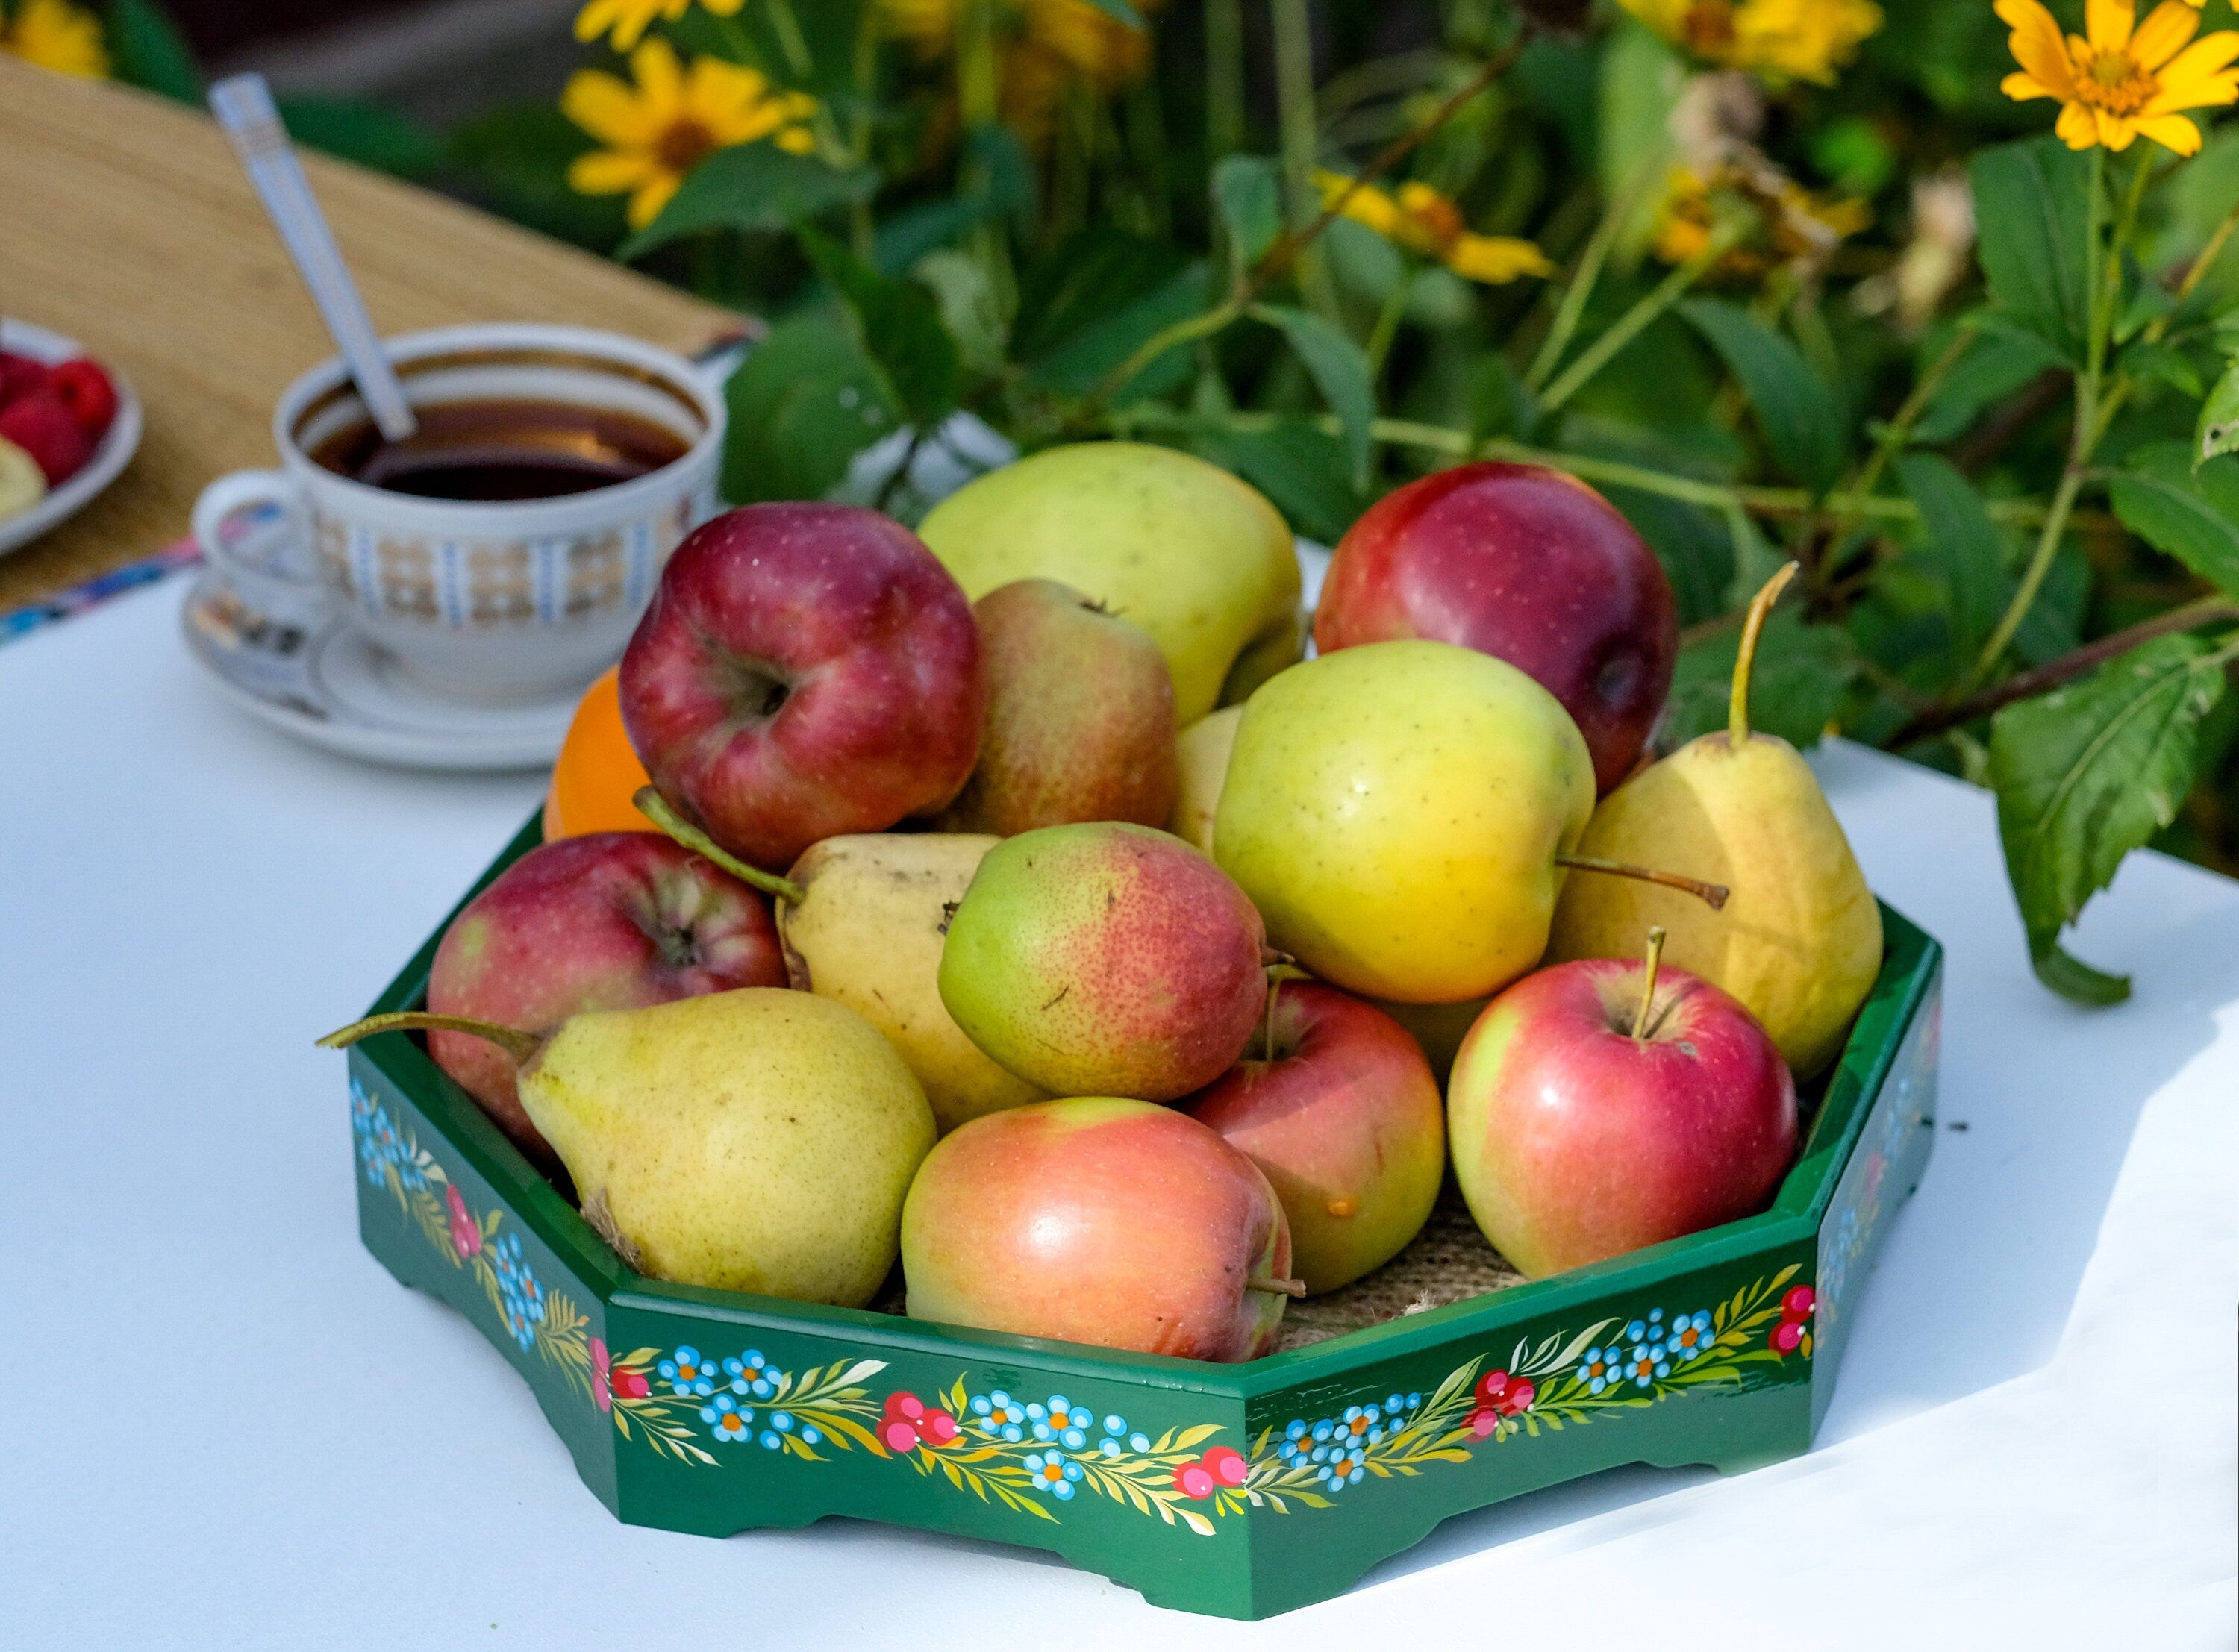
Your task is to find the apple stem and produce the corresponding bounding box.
[1247,1274,1309,1298]
[1631,926,1667,1042]
[316,1010,542,1067]
[1730,560,1801,747]
[1258,961,1311,1063]
[1555,853,1729,910]
[632,786,807,905]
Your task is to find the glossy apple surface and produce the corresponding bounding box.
[1184,983,1443,1294]
[901,1097,1295,1361]
[619,503,984,869]
[1447,957,1796,1277]
[426,833,787,1163]
[1315,463,1677,792]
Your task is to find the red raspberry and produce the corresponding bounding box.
[0,394,92,486]
[0,352,46,407]
[47,360,116,439]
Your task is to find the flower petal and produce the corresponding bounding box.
[628,173,682,230]
[568,149,658,193]
[2098,107,2138,148]
[629,37,685,120]
[561,69,655,146]
[1998,0,2081,98]
[2135,110,2206,151]
[1446,234,1556,284]
[2131,1,2200,69]
[2085,0,2134,54]
[2143,30,2239,109]
[2002,69,2058,100]
[2056,99,2104,147]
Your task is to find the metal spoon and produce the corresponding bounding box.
[207,72,418,442]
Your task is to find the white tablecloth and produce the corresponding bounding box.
[3,583,2232,1648]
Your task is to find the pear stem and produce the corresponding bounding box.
[1259,961,1310,1064]
[1555,853,1729,910]
[1731,560,1801,746]
[632,786,807,905]
[317,1010,542,1066]
[1631,925,1667,1042]
[1248,1274,1309,1298]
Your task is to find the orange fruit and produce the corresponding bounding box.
[543,666,658,841]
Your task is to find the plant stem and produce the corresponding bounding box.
[766,0,815,80]
[1731,561,1799,744]
[1206,0,1246,158]
[1270,0,1342,323]
[317,1012,541,1066]
[1823,322,1978,554]
[1248,1274,1309,1298]
[1555,853,1729,910]
[1090,298,1246,404]
[632,787,808,906]
[1364,263,1418,378]
[849,0,881,259]
[1631,926,1667,1042]
[1524,148,1660,395]
[1968,462,2085,688]
[1885,595,2239,748]
[1536,216,1749,415]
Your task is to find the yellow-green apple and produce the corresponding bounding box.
[939,822,1270,1101]
[1316,463,1677,792]
[1169,705,1242,854]
[426,833,786,1164]
[1447,953,1797,1278]
[620,503,984,870]
[1184,983,1443,1293]
[901,1096,1299,1360]
[1214,639,1596,1004]
[941,579,1178,836]
[916,442,1302,723]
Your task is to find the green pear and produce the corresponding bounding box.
[1369,993,1489,1087]
[1169,705,1243,854]
[781,833,1049,1132]
[916,442,1304,724]
[319,991,935,1306]
[1214,640,1599,1004]
[940,579,1178,837]
[1546,564,1882,1076]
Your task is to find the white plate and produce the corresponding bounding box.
[180,557,578,772]
[0,318,146,556]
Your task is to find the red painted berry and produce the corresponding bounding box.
[1468,1408,1499,1439]
[1781,1286,1817,1321]
[1475,1370,1511,1405]
[880,1419,922,1453]
[884,1392,926,1422]
[1498,1378,1536,1416]
[1172,1461,1217,1500]
[0,394,91,486]
[46,360,116,439]
[921,1409,959,1446]
[1202,1445,1248,1488]
[1771,1320,1805,1354]
[615,1371,650,1400]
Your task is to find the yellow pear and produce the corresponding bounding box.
[916,442,1304,723]
[1546,564,1882,1076]
[1169,706,1243,854]
[319,992,936,1306]
[780,833,1049,1131]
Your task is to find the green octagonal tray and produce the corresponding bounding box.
[340,813,1940,1619]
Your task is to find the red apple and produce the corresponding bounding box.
[619,503,984,869]
[426,833,787,1162]
[1447,954,1796,1278]
[901,1097,1299,1361]
[1184,983,1444,1293]
[1314,463,1678,792]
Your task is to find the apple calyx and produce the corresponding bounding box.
[1247,1274,1309,1298]
[1731,560,1802,747]
[317,1010,544,1068]
[633,786,808,906]
[1631,925,1669,1042]
[1555,852,1729,910]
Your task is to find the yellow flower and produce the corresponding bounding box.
[2,0,110,78]
[1617,0,1882,85]
[573,0,744,52]
[880,0,1155,143]
[1315,172,1555,285]
[1998,0,2239,156]
[1652,163,1870,273]
[564,37,820,229]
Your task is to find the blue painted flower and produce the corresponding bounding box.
[490,1232,545,1349]
[1666,1310,1715,1361]
[1043,1396,1094,1448]
[1626,1308,1667,1345]
[770,1411,794,1433]
[1025,1451,1084,1499]
[1625,1340,1670,1386]
[722,1350,773,1397]
[700,1393,756,1444]
[970,1390,1031,1442]
[349,1078,428,1191]
[1576,1346,1621,1394]
[657,1344,721,1398]
[1096,1415,1134,1457]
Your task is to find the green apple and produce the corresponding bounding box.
[916,442,1303,724]
[1214,639,1596,1004]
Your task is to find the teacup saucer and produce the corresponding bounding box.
[181,560,581,772]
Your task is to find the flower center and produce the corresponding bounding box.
[1681,0,1738,54]
[2077,49,2155,114]
[1395,183,1464,250]
[655,118,720,175]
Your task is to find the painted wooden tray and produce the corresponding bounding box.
[341,813,1940,1618]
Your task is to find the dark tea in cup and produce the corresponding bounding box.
[309,398,690,501]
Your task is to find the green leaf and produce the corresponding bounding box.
[1602,487,1731,628]
[2117,340,2202,398]
[618,145,878,260]
[796,225,963,429]
[720,315,900,504]
[1989,635,2229,1004]
[1968,137,2093,363]
[2011,542,2090,670]
[1021,251,1209,400]
[1898,452,2011,665]
[1187,423,1367,545]
[1912,325,2064,447]
[1211,155,1284,284]
[278,97,443,180]
[1013,226,1190,365]
[1076,0,1146,26]
[1662,612,1860,749]
[1678,298,1846,493]
[1249,304,1375,489]
[2197,360,2239,464]
[2108,442,2239,599]
[106,0,200,103]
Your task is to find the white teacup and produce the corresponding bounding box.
[193,323,725,701]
